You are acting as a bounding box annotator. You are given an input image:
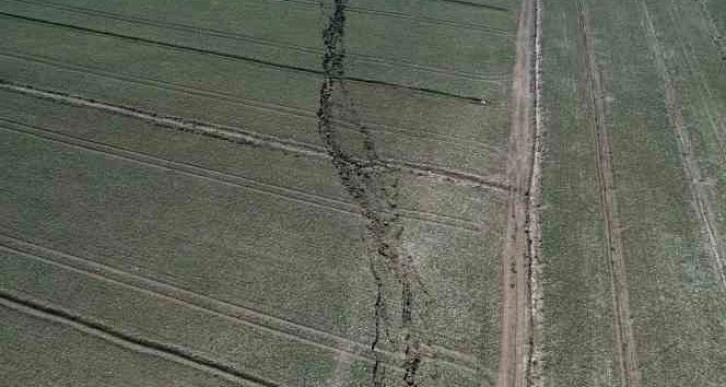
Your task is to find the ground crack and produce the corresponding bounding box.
[317,1,427,385]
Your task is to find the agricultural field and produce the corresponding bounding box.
[541,0,726,386]
[0,0,724,387]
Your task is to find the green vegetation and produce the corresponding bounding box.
[541,0,726,386]
[538,1,617,384]
[1,305,253,387]
[0,0,520,385]
[2,0,725,385]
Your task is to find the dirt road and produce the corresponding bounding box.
[496,0,542,386]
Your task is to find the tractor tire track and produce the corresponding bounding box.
[641,2,726,289]
[8,0,512,74]
[0,241,393,369]
[0,289,279,387]
[243,0,514,33]
[578,6,641,387]
[694,0,726,60]
[525,0,545,384]
[0,118,490,235]
[432,0,510,13]
[0,79,508,192]
[0,11,484,103]
[662,0,726,162]
[0,49,506,154]
[0,235,481,375]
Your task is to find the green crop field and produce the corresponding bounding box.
[1,0,724,386]
[541,0,726,386]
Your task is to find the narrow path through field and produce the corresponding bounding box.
[496,0,541,386]
[0,233,484,379]
[578,6,640,387]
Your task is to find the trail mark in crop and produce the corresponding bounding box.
[694,0,726,60]
[0,11,484,103]
[641,2,726,289]
[0,79,507,191]
[579,6,640,387]
[0,290,278,387]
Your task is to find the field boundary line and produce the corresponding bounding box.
[0,11,486,103]
[0,49,507,155]
[641,2,726,289]
[0,289,279,387]
[579,6,641,387]
[0,235,480,374]
[0,80,508,193]
[6,0,511,77]
[496,0,537,386]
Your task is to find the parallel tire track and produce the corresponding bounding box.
[579,6,640,387]
[0,118,355,216]
[432,0,510,12]
[0,117,487,233]
[695,0,726,60]
[237,0,508,35]
[0,289,279,387]
[0,49,506,154]
[0,11,484,103]
[0,80,508,193]
[0,124,483,372]
[662,0,726,161]
[0,236,480,374]
[7,0,512,76]
[641,2,726,289]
